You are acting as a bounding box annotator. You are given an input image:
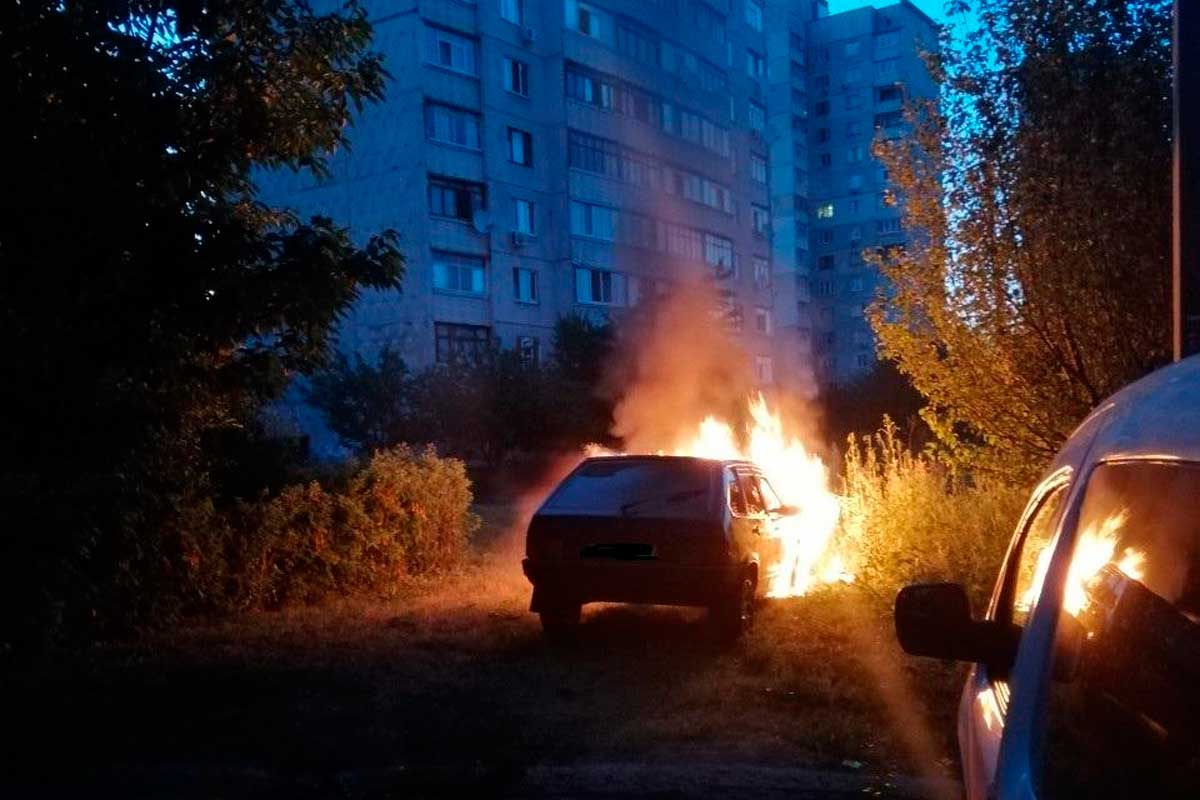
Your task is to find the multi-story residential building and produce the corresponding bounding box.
[261,0,937,419]
[803,1,937,385]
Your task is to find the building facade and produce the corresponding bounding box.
[261,0,937,397]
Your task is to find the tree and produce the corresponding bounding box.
[871,0,1172,481]
[1,1,402,640]
[305,346,414,452]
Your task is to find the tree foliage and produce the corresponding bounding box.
[871,0,1172,481]
[1,1,402,641]
[307,316,617,463]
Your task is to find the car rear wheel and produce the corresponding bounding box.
[712,574,756,641]
[539,602,582,642]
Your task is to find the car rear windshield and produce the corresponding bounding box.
[540,459,716,519]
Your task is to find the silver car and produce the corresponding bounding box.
[896,356,1200,799]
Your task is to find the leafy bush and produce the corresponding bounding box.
[182,446,479,611]
[836,419,1028,612]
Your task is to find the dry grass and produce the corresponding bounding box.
[4,503,965,798]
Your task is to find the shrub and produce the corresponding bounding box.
[181,445,478,611]
[836,419,1028,612]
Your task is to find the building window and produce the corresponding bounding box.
[844,91,864,110]
[816,202,834,219]
[875,31,900,49]
[746,49,765,79]
[850,225,863,241]
[664,222,705,261]
[692,1,727,44]
[849,277,863,293]
[435,322,491,364]
[816,127,830,143]
[817,254,835,271]
[508,128,533,166]
[846,120,864,139]
[704,233,734,273]
[570,201,617,240]
[424,103,480,149]
[425,26,478,75]
[568,0,609,40]
[745,0,763,32]
[504,57,529,95]
[844,65,862,83]
[755,356,774,384]
[814,100,829,116]
[818,229,833,245]
[877,86,902,103]
[748,102,766,133]
[751,204,770,235]
[848,174,864,191]
[844,40,861,57]
[877,218,902,234]
[518,335,540,365]
[876,58,899,79]
[432,251,486,295]
[814,279,834,296]
[753,257,770,288]
[813,73,830,93]
[500,0,523,24]
[428,175,485,221]
[750,154,768,184]
[515,199,535,235]
[819,152,832,167]
[754,307,772,334]
[616,24,659,65]
[575,265,629,306]
[846,145,866,163]
[513,267,538,303]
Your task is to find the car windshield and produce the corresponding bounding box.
[540,459,715,519]
[1038,460,1200,798]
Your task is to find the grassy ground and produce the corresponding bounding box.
[4,503,966,798]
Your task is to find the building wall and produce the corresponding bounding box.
[259,0,938,417]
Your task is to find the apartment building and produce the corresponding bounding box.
[803,1,937,385]
[261,0,937,402]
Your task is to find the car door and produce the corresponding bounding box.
[724,467,755,562]
[959,476,1070,800]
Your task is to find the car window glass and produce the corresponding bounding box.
[1009,485,1068,628]
[739,473,766,515]
[728,472,747,515]
[542,458,714,519]
[1038,462,1200,798]
[758,477,782,512]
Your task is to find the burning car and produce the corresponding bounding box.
[895,356,1200,799]
[522,455,797,639]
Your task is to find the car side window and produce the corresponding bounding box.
[757,477,782,513]
[1007,484,1069,629]
[727,471,747,515]
[739,472,767,515]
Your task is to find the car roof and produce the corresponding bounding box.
[581,454,757,469]
[1048,355,1200,476]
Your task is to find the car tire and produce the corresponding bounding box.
[539,602,582,642]
[712,574,756,641]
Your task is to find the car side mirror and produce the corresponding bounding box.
[895,582,1021,668]
[770,504,799,517]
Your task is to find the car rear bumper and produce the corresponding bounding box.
[522,558,742,610]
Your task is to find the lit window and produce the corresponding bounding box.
[508,128,533,166]
[816,202,834,219]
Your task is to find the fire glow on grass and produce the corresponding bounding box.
[1019,509,1147,618]
[601,393,845,598]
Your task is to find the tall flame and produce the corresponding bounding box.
[656,393,844,597]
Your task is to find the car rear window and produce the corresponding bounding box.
[540,459,716,519]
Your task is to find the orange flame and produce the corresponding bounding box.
[609,393,844,597]
[1019,509,1146,618]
